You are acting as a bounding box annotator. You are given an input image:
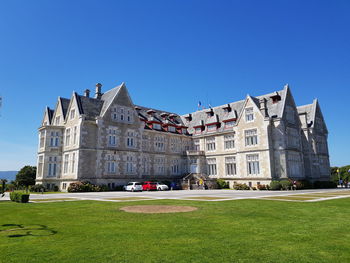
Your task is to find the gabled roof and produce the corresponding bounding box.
[60,97,70,118]
[99,84,124,117]
[134,105,185,127]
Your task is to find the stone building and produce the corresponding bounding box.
[36,83,330,190]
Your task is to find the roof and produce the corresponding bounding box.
[181,88,287,134]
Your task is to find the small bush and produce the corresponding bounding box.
[67,181,102,193]
[280,180,292,190]
[233,183,250,190]
[217,179,229,189]
[257,184,267,190]
[10,192,30,203]
[313,181,337,189]
[252,187,257,190]
[270,181,282,190]
[114,185,124,191]
[53,185,59,192]
[30,184,46,192]
[296,180,312,190]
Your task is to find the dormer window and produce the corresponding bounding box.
[207,124,217,132]
[223,104,231,114]
[195,127,202,134]
[206,109,214,117]
[225,121,235,129]
[184,114,192,122]
[168,126,176,132]
[153,123,161,130]
[270,93,282,103]
[147,109,155,115]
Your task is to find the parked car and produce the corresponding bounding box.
[170,182,181,190]
[156,182,169,191]
[142,181,157,191]
[124,182,143,192]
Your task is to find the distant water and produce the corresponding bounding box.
[0,171,18,181]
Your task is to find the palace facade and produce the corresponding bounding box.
[36,83,330,190]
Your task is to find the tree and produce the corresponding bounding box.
[0,179,7,197]
[16,166,36,191]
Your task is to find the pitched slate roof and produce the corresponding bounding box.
[76,95,104,120]
[134,105,186,128]
[181,88,287,134]
[60,98,71,118]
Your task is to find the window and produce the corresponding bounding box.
[62,183,67,190]
[50,131,60,147]
[71,153,76,173]
[70,109,75,120]
[247,154,260,175]
[63,154,69,174]
[108,128,118,147]
[154,136,165,152]
[73,127,77,145]
[48,156,57,177]
[207,158,217,176]
[153,123,161,130]
[39,131,45,148]
[245,107,254,122]
[65,128,71,146]
[288,152,301,177]
[206,137,216,151]
[245,129,258,146]
[55,116,60,125]
[168,126,176,132]
[207,124,217,132]
[37,156,44,177]
[195,127,202,134]
[182,128,187,134]
[155,157,165,175]
[120,108,124,121]
[287,128,300,148]
[171,159,180,175]
[126,156,134,173]
[225,121,235,129]
[126,131,135,148]
[170,138,176,152]
[126,109,133,123]
[224,134,235,149]
[194,139,200,151]
[142,156,150,175]
[225,156,237,176]
[107,154,116,173]
[111,107,118,120]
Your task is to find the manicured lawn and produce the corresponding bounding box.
[1,198,350,263]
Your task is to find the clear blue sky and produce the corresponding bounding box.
[0,0,349,170]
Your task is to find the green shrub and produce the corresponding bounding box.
[68,181,102,193]
[280,180,292,190]
[296,180,312,190]
[270,181,282,190]
[217,179,229,189]
[233,183,250,190]
[10,192,30,203]
[313,181,337,189]
[53,185,59,192]
[30,184,46,192]
[257,184,267,190]
[114,185,124,191]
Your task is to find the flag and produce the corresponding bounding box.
[198,101,201,107]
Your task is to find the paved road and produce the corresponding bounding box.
[2,188,350,202]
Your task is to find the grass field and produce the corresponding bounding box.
[1,198,349,263]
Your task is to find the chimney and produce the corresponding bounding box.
[84,89,90,98]
[95,83,102,99]
[259,98,268,117]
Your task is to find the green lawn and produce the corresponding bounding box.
[1,198,349,263]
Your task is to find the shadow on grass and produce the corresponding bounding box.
[0,224,57,238]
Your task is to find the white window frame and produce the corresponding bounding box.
[245,107,254,122]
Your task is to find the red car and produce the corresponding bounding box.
[142,181,157,191]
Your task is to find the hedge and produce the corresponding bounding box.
[10,192,30,203]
